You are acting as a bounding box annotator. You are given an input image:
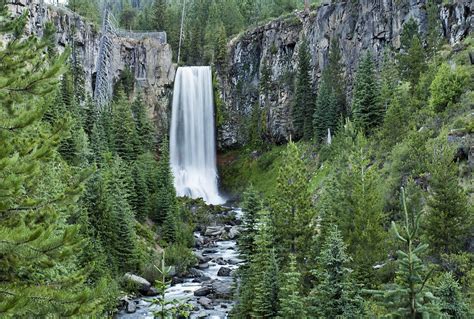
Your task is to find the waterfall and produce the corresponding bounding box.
[170,66,224,205]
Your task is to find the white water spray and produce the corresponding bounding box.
[170,66,224,205]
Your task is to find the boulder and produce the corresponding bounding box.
[205,226,225,236]
[195,252,211,264]
[203,248,218,254]
[194,286,212,297]
[198,297,214,310]
[197,262,209,270]
[123,273,151,293]
[125,300,137,314]
[171,277,185,285]
[188,268,204,278]
[192,275,211,283]
[217,267,232,277]
[145,287,159,296]
[211,280,232,299]
[227,258,243,265]
[228,226,240,239]
[214,257,226,265]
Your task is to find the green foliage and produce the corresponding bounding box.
[152,252,193,318]
[327,38,347,118]
[152,0,167,31]
[436,272,471,318]
[379,82,413,151]
[292,37,314,140]
[425,143,472,256]
[272,142,314,266]
[68,0,100,24]
[250,210,280,318]
[111,91,140,160]
[240,185,263,262]
[398,18,427,84]
[153,138,177,225]
[429,63,469,112]
[0,5,106,315]
[277,254,306,319]
[352,52,383,135]
[369,188,440,318]
[314,68,337,142]
[307,226,364,318]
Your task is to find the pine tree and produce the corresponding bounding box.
[43,21,56,59]
[436,272,471,319]
[344,141,387,285]
[379,49,400,111]
[131,95,156,153]
[426,0,443,57]
[111,90,139,161]
[130,160,150,220]
[327,38,347,119]
[250,210,279,318]
[152,0,167,31]
[240,185,263,262]
[426,144,472,256]
[153,138,176,224]
[277,254,306,319]
[98,155,139,273]
[0,5,103,315]
[398,18,427,85]
[307,226,363,318]
[369,187,440,318]
[272,142,314,266]
[352,52,383,134]
[313,68,337,142]
[293,37,314,140]
[380,82,412,150]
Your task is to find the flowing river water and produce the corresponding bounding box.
[117,208,243,319]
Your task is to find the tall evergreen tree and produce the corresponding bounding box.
[131,95,156,153]
[277,254,306,319]
[153,138,176,224]
[292,37,314,140]
[352,52,383,134]
[369,188,440,318]
[240,185,262,262]
[313,68,337,142]
[272,142,314,266]
[152,0,167,31]
[307,226,363,318]
[436,272,471,319]
[327,38,347,118]
[111,90,140,161]
[98,155,139,273]
[0,5,103,315]
[398,18,427,85]
[426,144,472,256]
[250,210,279,318]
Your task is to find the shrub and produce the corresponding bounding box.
[429,63,469,112]
[165,244,197,275]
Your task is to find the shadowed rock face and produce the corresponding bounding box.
[217,0,473,149]
[6,0,175,135]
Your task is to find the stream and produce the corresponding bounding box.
[116,208,243,319]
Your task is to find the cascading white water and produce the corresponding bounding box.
[170,66,224,205]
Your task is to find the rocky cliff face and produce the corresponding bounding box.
[6,0,175,133]
[217,0,473,149]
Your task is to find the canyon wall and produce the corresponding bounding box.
[6,0,175,133]
[217,0,473,149]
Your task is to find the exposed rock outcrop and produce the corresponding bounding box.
[217,0,473,149]
[6,0,175,134]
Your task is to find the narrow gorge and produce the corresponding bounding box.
[1,0,473,318]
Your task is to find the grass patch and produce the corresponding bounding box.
[218,145,286,198]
